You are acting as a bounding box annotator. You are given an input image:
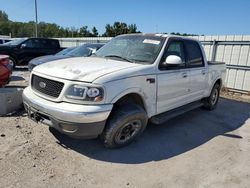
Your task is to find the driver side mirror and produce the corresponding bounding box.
[163,55,182,66]
[20,43,27,49]
[88,48,97,55]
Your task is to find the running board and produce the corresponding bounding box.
[151,101,203,125]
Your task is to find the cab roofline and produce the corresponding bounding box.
[117,33,198,41]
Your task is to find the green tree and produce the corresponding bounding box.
[103,24,113,37]
[79,26,92,37]
[103,22,140,37]
[92,27,98,37]
[128,24,137,33]
[0,10,8,22]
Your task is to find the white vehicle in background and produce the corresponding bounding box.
[23,34,226,148]
[0,38,12,45]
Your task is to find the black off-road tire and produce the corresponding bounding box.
[100,104,148,148]
[203,83,220,111]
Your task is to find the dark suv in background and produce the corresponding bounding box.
[0,38,63,68]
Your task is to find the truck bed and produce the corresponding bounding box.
[207,61,226,87]
[207,61,225,65]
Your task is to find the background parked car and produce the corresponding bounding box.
[55,47,76,55]
[0,39,12,44]
[0,55,11,87]
[0,38,64,68]
[28,43,104,71]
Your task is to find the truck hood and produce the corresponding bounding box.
[33,57,141,83]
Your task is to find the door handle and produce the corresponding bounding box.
[201,70,206,75]
[182,72,188,78]
[146,78,155,83]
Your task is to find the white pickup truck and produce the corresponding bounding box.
[23,34,226,148]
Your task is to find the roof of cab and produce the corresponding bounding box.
[118,33,199,42]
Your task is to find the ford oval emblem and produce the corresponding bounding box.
[39,82,46,88]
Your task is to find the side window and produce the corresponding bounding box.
[44,40,59,49]
[23,39,41,48]
[50,40,59,49]
[185,40,204,68]
[160,40,186,69]
[39,39,48,48]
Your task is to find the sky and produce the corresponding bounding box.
[0,0,250,35]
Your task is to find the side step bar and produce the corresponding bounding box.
[150,101,203,125]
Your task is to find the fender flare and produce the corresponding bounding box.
[111,87,146,103]
[110,87,149,114]
[209,77,222,95]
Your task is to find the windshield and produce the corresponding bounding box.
[95,35,165,64]
[56,47,76,55]
[67,45,93,57]
[4,38,27,45]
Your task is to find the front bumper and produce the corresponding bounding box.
[22,87,113,138]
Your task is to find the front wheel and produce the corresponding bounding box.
[9,57,16,69]
[100,104,148,148]
[203,84,220,110]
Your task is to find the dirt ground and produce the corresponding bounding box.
[0,68,250,188]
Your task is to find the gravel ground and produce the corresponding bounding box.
[0,68,250,188]
[7,67,30,88]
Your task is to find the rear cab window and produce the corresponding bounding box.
[40,39,60,49]
[47,40,60,49]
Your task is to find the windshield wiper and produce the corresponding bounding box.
[104,55,133,63]
[129,58,150,64]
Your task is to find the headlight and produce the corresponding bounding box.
[87,88,100,98]
[66,85,104,102]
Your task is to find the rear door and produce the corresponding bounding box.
[156,38,190,114]
[184,40,208,101]
[40,39,60,55]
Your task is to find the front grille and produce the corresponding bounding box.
[31,75,64,98]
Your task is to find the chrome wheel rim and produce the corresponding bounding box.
[115,120,142,144]
[211,89,218,105]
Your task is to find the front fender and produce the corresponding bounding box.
[110,87,155,117]
[111,87,146,104]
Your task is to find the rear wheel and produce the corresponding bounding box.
[203,83,220,110]
[101,104,148,148]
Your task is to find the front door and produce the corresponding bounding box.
[18,39,43,64]
[157,39,190,114]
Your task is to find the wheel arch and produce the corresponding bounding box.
[110,88,148,115]
[214,78,222,88]
[209,77,222,94]
[5,54,18,67]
